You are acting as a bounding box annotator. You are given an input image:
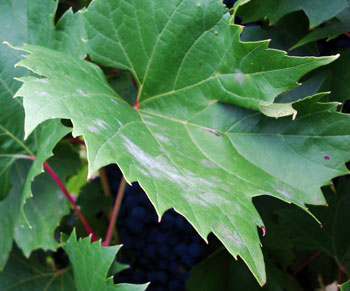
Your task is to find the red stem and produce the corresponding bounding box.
[130,73,138,88]
[63,138,85,146]
[293,251,321,276]
[103,176,127,246]
[23,156,97,241]
[338,265,344,284]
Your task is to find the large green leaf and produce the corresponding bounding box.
[14,144,81,257]
[0,0,86,200]
[0,145,80,270]
[81,0,335,117]
[238,0,350,28]
[14,42,350,284]
[277,177,350,275]
[0,0,86,269]
[0,247,75,291]
[62,231,148,291]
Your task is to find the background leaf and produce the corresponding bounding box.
[187,248,301,291]
[238,0,350,28]
[0,246,75,291]
[277,177,350,275]
[0,0,86,268]
[14,144,81,257]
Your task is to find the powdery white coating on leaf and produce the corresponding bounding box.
[95,118,109,130]
[35,91,49,96]
[154,133,171,145]
[76,89,88,97]
[234,69,245,85]
[215,224,245,250]
[110,98,119,105]
[34,78,48,83]
[87,126,99,134]
[274,186,293,200]
[121,134,220,192]
[144,121,157,127]
[201,159,217,168]
[183,193,208,207]
[200,191,230,205]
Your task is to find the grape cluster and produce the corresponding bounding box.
[106,165,208,290]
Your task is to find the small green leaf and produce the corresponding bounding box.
[292,22,350,50]
[340,280,350,291]
[62,230,148,291]
[238,0,350,28]
[240,12,317,56]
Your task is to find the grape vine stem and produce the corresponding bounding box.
[103,176,127,246]
[293,251,321,276]
[22,155,97,241]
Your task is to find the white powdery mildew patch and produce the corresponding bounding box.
[110,98,119,105]
[215,224,244,251]
[234,69,244,85]
[121,135,220,194]
[95,118,110,130]
[154,133,171,145]
[34,78,48,83]
[88,126,99,134]
[144,120,157,127]
[121,134,181,181]
[76,89,88,97]
[183,193,208,207]
[201,159,217,168]
[114,118,122,126]
[211,176,222,183]
[200,191,230,206]
[35,91,49,96]
[274,186,294,200]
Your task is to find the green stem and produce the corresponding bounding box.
[99,167,112,197]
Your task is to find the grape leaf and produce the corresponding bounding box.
[277,49,350,104]
[14,42,350,284]
[291,22,350,50]
[0,0,86,269]
[0,145,80,269]
[320,49,350,103]
[240,12,317,57]
[277,177,350,275]
[62,230,148,291]
[187,248,301,291]
[81,0,336,117]
[238,0,350,28]
[340,280,350,291]
[0,246,75,291]
[14,144,81,257]
[0,160,30,271]
[0,0,86,199]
